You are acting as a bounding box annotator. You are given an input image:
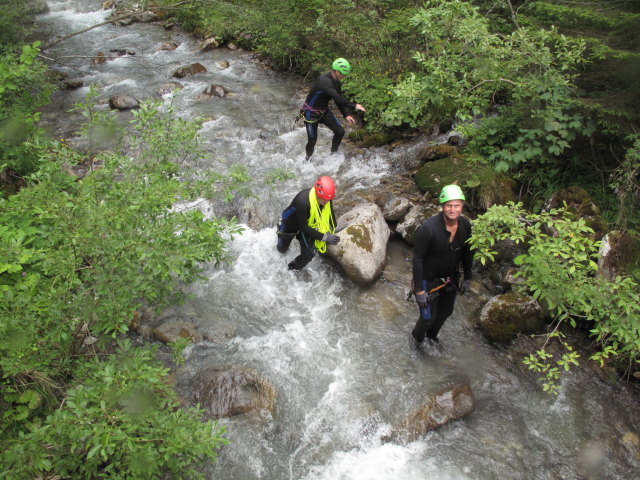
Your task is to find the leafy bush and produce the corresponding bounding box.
[469,202,640,393]
[2,340,227,480]
[1,93,245,476]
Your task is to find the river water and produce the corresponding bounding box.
[34,2,640,479]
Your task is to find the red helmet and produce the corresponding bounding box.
[314,176,335,200]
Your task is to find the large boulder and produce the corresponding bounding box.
[326,203,390,285]
[386,383,476,442]
[187,367,276,420]
[598,230,640,281]
[543,186,609,240]
[478,292,546,344]
[375,192,412,222]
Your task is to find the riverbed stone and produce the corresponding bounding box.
[172,62,207,78]
[395,203,440,245]
[326,203,390,285]
[478,292,546,344]
[199,37,220,52]
[158,41,179,51]
[202,84,228,98]
[152,320,202,344]
[375,192,412,222]
[108,95,139,110]
[187,367,276,419]
[27,0,49,14]
[387,383,476,442]
[91,52,107,66]
[153,81,184,97]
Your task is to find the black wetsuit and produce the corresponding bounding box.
[411,212,473,342]
[277,188,336,270]
[303,71,356,159]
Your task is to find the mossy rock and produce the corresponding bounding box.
[478,292,546,344]
[347,129,397,147]
[414,157,515,209]
[545,186,609,239]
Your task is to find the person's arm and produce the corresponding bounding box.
[318,75,355,115]
[412,223,432,293]
[460,218,474,280]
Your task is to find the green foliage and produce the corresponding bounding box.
[2,340,227,480]
[0,0,35,47]
[1,92,245,476]
[0,42,54,177]
[470,202,640,392]
[610,134,640,230]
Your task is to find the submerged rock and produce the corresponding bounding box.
[172,62,207,78]
[187,367,276,419]
[108,95,139,110]
[386,383,476,442]
[152,320,201,344]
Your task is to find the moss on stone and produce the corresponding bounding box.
[346,224,373,252]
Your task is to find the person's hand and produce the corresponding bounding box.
[322,233,340,244]
[355,104,366,112]
[345,115,356,126]
[458,279,470,295]
[415,291,429,309]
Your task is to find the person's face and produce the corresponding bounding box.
[318,197,329,206]
[442,199,463,221]
[333,70,345,81]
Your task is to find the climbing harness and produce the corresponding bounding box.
[406,277,454,301]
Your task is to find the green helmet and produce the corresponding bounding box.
[439,184,465,203]
[332,58,351,75]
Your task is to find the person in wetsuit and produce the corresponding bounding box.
[302,58,366,161]
[277,176,340,270]
[411,184,474,345]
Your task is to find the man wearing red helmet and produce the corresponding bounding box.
[277,176,340,270]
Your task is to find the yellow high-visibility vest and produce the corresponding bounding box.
[308,188,336,253]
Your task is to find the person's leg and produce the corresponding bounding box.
[426,290,456,340]
[277,224,296,253]
[304,112,319,160]
[287,233,316,270]
[411,315,435,343]
[322,113,345,154]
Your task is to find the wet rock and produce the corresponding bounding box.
[386,383,475,442]
[202,84,228,98]
[109,48,135,57]
[199,37,220,52]
[172,62,207,78]
[102,1,115,9]
[226,42,240,51]
[598,230,640,281]
[135,11,158,23]
[108,95,139,110]
[215,60,230,70]
[152,320,201,344]
[153,81,184,97]
[62,79,84,89]
[26,0,49,14]
[418,143,458,162]
[478,292,546,344]
[375,192,412,222]
[395,203,440,245]
[91,52,107,66]
[187,367,276,419]
[326,203,390,285]
[158,41,179,51]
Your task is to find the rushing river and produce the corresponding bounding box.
[34,2,640,479]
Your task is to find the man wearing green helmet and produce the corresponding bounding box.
[301,57,366,161]
[410,184,474,346]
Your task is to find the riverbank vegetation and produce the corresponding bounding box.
[0,11,239,477]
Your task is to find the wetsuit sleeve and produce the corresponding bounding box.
[461,218,474,280]
[293,189,324,241]
[412,222,433,291]
[318,75,356,117]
